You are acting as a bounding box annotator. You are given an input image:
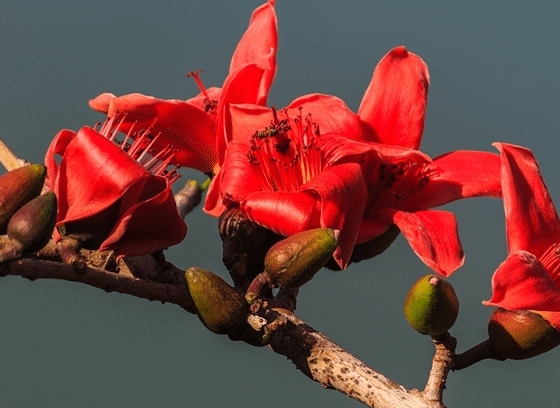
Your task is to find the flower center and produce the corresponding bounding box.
[538,243,560,285]
[367,160,433,210]
[95,114,181,183]
[187,70,218,114]
[246,107,322,192]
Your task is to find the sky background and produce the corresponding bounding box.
[1,1,559,407]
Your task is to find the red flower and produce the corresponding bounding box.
[484,143,560,328]
[206,47,501,274]
[89,0,278,175]
[45,124,187,258]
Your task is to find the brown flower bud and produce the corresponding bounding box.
[7,191,57,253]
[185,267,248,335]
[487,307,560,360]
[264,228,339,289]
[0,164,46,233]
[404,274,459,336]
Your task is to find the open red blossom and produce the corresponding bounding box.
[205,46,428,218]
[89,0,277,175]
[45,125,187,258]
[206,46,500,273]
[483,143,560,329]
[357,148,501,276]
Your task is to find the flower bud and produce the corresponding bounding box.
[0,164,46,233]
[7,191,57,253]
[404,274,459,336]
[486,307,560,360]
[185,267,248,335]
[263,228,339,289]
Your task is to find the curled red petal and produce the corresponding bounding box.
[230,0,277,104]
[89,92,115,113]
[358,46,429,149]
[411,150,501,209]
[241,190,321,236]
[101,179,187,257]
[48,127,149,224]
[495,143,560,256]
[483,251,560,312]
[391,209,464,277]
[104,93,219,173]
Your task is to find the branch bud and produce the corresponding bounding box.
[7,191,57,253]
[0,164,46,232]
[404,274,459,336]
[264,228,339,289]
[486,307,560,360]
[185,267,248,335]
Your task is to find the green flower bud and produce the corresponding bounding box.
[185,267,248,335]
[487,307,560,360]
[0,164,46,233]
[404,274,459,336]
[264,228,339,289]
[7,191,57,253]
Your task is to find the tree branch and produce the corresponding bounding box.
[1,248,456,408]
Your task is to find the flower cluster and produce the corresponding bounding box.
[39,0,560,359]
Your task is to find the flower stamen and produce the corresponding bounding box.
[247,107,322,193]
[97,115,180,183]
[187,70,218,113]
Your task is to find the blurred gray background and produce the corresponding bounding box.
[1,1,559,407]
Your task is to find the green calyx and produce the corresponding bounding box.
[0,164,46,233]
[8,191,57,253]
[263,228,339,289]
[185,267,248,335]
[404,274,459,336]
[487,307,560,360]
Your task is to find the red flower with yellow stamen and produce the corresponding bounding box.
[484,143,560,325]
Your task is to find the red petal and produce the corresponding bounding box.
[483,251,560,312]
[411,150,501,209]
[102,93,218,173]
[303,162,368,268]
[391,209,464,277]
[216,141,263,205]
[287,94,364,141]
[48,127,149,224]
[203,176,227,218]
[216,63,272,162]
[101,179,187,257]
[89,93,115,113]
[241,190,321,235]
[358,46,429,149]
[495,143,560,255]
[230,0,277,104]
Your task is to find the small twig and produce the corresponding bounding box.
[454,339,499,370]
[0,137,27,172]
[423,332,456,406]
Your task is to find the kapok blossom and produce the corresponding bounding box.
[205,46,428,223]
[206,47,501,274]
[45,119,187,258]
[89,0,278,176]
[484,143,560,328]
